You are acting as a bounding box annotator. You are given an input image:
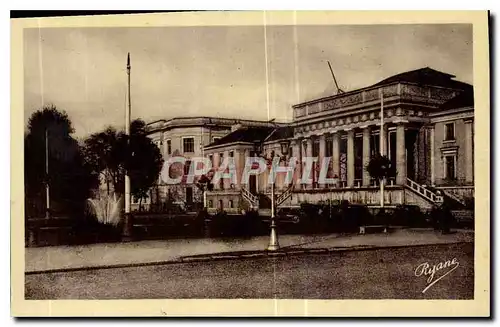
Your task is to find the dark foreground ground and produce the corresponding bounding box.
[25,242,473,300]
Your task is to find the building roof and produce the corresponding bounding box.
[264,126,294,143]
[439,89,474,110]
[206,126,276,148]
[145,116,283,134]
[293,67,473,109]
[371,67,472,91]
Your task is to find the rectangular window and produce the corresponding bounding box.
[219,153,224,189]
[183,137,195,153]
[213,137,220,143]
[444,155,457,180]
[166,140,172,155]
[208,154,213,166]
[184,160,192,176]
[325,137,333,157]
[208,200,213,208]
[312,138,320,157]
[229,200,234,208]
[229,151,234,158]
[444,123,455,141]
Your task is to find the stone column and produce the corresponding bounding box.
[305,137,313,189]
[362,127,371,186]
[220,152,227,190]
[213,152,220,169]
[347,129,355,187]
[233,149,240,190]
[291,140,300,186]
[319,134,326,188]
[396,123,407,185]
[299,138,306,189]
[213,152,220,190]
[332,132,340,183]
[465,119,474,183]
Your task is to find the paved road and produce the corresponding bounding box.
[25,243,473,300]
[25,229,474,272]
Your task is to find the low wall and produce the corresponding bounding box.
[279,187,406,207]
[205,190,244,213]
[438,186,474,201]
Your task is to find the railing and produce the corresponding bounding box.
[406,178,444,204]
[276,184,294,206]
[441,189,467,206]
[434,178,473,187]
[241,187,258,208]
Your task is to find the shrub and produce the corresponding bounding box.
[374,208,392,227]
[340,204,373,232]
[391,205,428,227]
[297,203,337,234]
[429,204,456,232]
[207,211,266,238]
[366,154,396,180]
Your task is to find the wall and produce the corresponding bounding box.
[432,115,473,185]
[206,190,244,214]
[148,125,233,207]
[276,186,436,210]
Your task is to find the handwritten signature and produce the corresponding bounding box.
[414,258,460,293]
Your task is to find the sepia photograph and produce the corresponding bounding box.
[11,11,490,317]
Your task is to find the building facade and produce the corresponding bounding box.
[145,117,278,211]
[202,68,475,213]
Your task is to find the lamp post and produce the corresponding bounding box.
[265,141,290,251]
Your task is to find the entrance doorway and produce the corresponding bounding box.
[185,187,193,204]
[249,175,257,194]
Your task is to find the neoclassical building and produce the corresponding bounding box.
[202,67,474,214]
[145,117,280,210]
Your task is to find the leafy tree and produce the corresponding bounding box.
[366,154,396,181]
[84,119,164,208]
[24,105,97,217]
[83,127,127,195]
[127,120,164,209]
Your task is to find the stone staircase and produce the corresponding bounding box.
[439,189,467,207]
[241,184,295,217]
[405,178,444,206]
[276,184,294,207]
[241,187,258,209]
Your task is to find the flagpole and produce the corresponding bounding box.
[124,53,132,240]
[379,90,385,208]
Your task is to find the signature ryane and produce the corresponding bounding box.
[414,258,460,294]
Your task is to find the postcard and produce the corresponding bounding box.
[11,10,490,317]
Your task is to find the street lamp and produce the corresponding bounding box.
[268,149,279,251]
[262,140,290,251]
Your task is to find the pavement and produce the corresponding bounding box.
[25,228,474,273]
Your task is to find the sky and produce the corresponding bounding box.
[24,23,472,138]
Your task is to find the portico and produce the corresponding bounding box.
[200,67,474,213]
[291,119,416,191]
